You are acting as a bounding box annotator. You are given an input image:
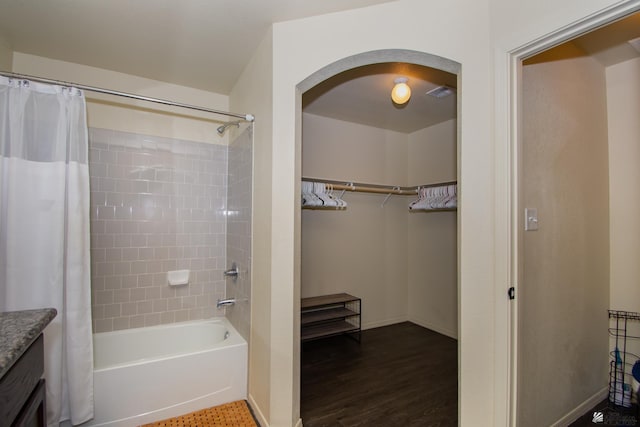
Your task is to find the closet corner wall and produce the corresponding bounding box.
[407,119,458,339]
[301,112,458,338]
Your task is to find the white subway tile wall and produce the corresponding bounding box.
[225,124,253,341]
[89,128,228,332]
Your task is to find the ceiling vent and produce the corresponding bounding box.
[426,85,455,99]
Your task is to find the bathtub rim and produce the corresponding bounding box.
[93,317,246,371]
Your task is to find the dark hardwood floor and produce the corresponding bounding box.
[569,398,639,426]
[301,322,457,427]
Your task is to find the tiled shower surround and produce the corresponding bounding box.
[225,124,253,341]
[89,128,230,333]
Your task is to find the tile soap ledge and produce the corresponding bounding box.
[0,308,57,379]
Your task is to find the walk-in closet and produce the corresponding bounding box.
[300,62,459,426]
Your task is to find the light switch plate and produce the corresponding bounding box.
[525,208,538,231]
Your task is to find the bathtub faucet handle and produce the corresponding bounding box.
[217,298,236,309]
[224,262,238,282]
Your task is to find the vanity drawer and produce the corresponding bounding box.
[0,335,44,426]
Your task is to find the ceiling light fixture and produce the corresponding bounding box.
[391,77,411,105]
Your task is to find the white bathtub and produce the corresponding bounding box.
[84,318,247,427]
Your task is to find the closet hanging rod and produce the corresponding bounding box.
[302,177,457,196]
[330,183,414,196]
[0,71,255,122]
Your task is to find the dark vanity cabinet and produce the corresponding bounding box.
[0,335,46,427]
[0,309,56,427]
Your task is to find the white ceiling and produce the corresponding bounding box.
[0,3,638,134]
[303,62,457,133]
[0,0,396,94]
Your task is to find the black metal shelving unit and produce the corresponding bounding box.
[608,310,640,410]
[301,293,361,342]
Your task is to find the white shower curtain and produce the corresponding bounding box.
[0,76,93,426]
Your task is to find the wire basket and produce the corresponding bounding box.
[609,310,640,408]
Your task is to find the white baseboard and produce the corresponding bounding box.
[550,386,608,427]
[408,316,457,339]
[246,394,302,427]
[248,393,269,427]
[362,316,408,330]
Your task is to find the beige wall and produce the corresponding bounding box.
[490,1,632,425]
[519,44,610,426]
[407,120,457,338]
[489,0,629,48]
[302,113,409,185]
[607,57,640,363]
[229,29,274,427]
[301,113,410,329]
[0,38,12,71]
[5,0,635,424]
[268,1,495,424]
[301,115,458,334]
[229,1,635,425]
[607,57,640,312]
[11,53,229,144]
[408,120,457,187]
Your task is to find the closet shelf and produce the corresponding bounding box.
[303,177,457,196]
[301,307,359,325]
[302,177,458,212]
[301,321,360,341]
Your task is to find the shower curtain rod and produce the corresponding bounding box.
[0,71,255,122]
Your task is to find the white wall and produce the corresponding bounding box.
[520,44,610,427]
[407,119,457,338]
[301,113,409,329]
[607,57,640,312]
[11,53,229,144]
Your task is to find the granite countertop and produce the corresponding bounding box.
[0,308,57,379]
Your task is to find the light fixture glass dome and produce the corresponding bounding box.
[391,77,411,104]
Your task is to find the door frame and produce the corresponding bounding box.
[497,1,640,425]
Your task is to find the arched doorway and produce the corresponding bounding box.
[295,49,462,425]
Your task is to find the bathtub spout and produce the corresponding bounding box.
[216,298,236,309]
